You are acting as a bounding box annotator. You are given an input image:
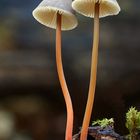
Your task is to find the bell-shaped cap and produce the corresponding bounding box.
[33,0,78,31]
[72,0,120,18]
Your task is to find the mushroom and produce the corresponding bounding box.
[32,0,78,139]
[72,0,120,140]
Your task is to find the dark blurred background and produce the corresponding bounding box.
[0,0,140,140]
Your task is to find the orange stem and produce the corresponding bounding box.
[80,3,100,140]
[56,13,73,140]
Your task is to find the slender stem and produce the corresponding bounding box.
[56,13,73,140]
[80,3,100,140]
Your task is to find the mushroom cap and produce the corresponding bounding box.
[72,0,121,18]
[32,0,78,31]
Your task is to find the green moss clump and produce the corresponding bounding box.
[126,107,140,140]
[92,118,114,128]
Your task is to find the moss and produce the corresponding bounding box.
[126,107,140,140]
[92,118,114,128]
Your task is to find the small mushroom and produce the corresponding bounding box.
[32,0,78,139]
[72,0,120,18]
[33,0,78,30]
[72,0,120,140]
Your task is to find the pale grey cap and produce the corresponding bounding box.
[32,0,78,31]
[72,0,121,18]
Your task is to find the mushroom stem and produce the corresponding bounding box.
[56,13,73,140]
[80,3,100,140]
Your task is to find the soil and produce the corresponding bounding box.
[73,126,124,140]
